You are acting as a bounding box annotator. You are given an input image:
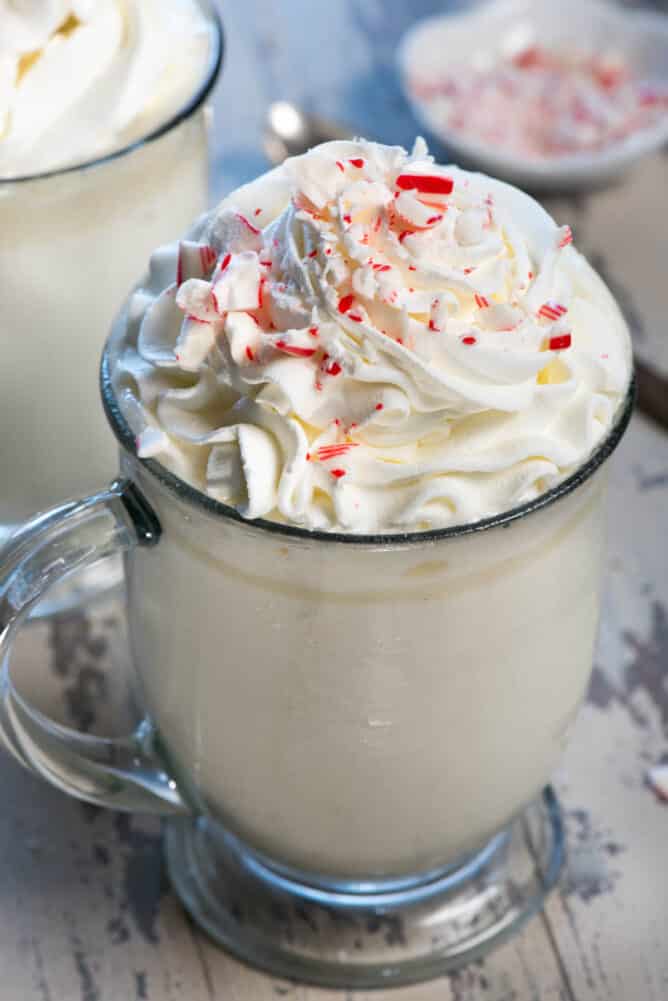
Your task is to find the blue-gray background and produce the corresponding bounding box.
[210,0,477,198]
[210,0,668,199]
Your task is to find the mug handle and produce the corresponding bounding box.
[0,479,187,815]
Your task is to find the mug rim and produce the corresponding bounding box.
[0,1,224,186]
[100,342,635,546]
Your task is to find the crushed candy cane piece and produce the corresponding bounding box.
[396,173,454,195]
[647,765,668,803]
[548,334,572,351]
[539,302,568,321]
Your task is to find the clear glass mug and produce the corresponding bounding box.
[0,321,634,988]
[0,2,223,565]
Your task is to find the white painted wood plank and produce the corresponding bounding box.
[543,412,668,1001]
[196,906,570,1001]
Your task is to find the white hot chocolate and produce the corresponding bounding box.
[110,139,632,877]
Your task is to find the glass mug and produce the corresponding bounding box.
[0,318,634,988]
[0,1,223,609]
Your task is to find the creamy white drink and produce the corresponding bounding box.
[0,0,219,538]
[112,139,632,877]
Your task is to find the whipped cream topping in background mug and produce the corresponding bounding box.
[0,0,213,177]
[116,138,632,533]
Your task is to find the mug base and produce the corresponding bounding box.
[164,786,564,989]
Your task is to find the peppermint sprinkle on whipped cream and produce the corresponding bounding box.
[114,138,632,533]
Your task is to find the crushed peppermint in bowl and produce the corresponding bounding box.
[398,0,668,191]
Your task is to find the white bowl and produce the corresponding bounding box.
[397,0,668,191]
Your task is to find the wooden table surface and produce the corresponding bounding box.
[2,3,667,999]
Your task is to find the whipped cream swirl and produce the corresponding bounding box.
[0,0,213,177]
[115,139,632,533]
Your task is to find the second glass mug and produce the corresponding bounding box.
[0,320,634,987]
[0,0,223,571]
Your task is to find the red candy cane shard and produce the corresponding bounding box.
[330,469,347,479]
[462,335,477,345]
[557,226,573,249]
[395,173,454,195]
[275,341,317,358]
[548,334,572,351]
[375,403,384,411]
[317,443,359,460]
[513,45,543,70]
[336,160,345,172]
[308,249,318,258]
[349,158,364,168]
[348,313,363,323]
[308,326,319,337]
[236,213,261,236]
[254,208,262,217]
[338,294,355,314]
[220,253,232,273]
[426,214,443,225]
[474,294,490,309]
[245,346,255,361]
[199,245,216,271]
[538,302,568,321]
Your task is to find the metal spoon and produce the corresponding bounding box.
[264,101,353,164]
